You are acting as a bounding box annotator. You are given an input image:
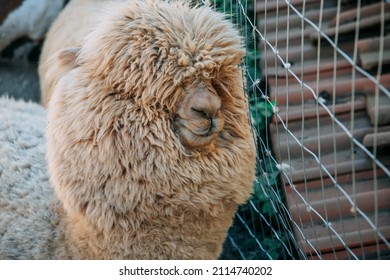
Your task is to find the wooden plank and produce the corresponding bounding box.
[330,3,390,27]
[275,94,366,123]
[301,226,390,255]
[272,122,390,160]
[271,109,390,182]
[363,131,390,148]
[255,0,339,14]
[289,188,390,223]
[263,57,352,78]
[314,3,390,43]
[359,49,390,70]
[271,111,372,155]
[286,174,390,206]
[297,212,390,242]
[366,93,390,126]
[294,212,390,255]
[309,242,390,259]
[281,153,381,183]
[269,73,390,106]
[258,7,337,39]
[292,169,387,192]
[358,35,390,69]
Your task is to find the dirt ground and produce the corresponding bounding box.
[0,42,42,103]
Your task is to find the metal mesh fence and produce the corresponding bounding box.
[209,0,390,260]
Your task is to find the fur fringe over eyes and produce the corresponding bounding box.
[40,0,256,259]
[78,0,245,111]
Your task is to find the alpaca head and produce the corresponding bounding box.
[65,0,246,153]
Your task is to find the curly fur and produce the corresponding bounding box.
[38,0,256,259]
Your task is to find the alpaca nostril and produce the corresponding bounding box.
[191,107,207,116]
[191,106,220,119]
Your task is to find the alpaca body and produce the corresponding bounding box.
[38,0,256,259]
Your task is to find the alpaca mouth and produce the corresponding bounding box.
[173,116,222,149]
[175,117,219,137]
[180,125,218,147]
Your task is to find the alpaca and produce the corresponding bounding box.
[38,0,256,259]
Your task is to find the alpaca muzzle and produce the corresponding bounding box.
[174,85,224,150]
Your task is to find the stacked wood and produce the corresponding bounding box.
[256,0,390,259]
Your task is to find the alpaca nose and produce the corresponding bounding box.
[191,107,218,121]
[190,106,219,132]
[191,91,222,119]
[175,85,224,140]
[190,109,214,132]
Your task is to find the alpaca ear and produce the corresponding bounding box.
[55,47,80,70]
[40,48,81,106]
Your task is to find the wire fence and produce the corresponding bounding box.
[210,0,390,260]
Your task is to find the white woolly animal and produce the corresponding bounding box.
[0,97,56,259]
[0,0,65,52]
